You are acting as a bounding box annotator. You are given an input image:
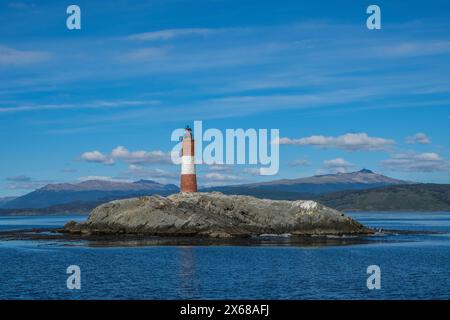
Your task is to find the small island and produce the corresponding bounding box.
[63,192,372,238]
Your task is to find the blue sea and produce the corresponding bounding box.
[0,212,450,300]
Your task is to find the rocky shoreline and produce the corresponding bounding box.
[62,192,372,238]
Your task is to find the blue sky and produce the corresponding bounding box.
[0,0,449,196]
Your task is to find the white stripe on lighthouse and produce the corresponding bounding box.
[181,156,196,174]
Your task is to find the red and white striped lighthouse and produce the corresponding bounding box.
[180,125,197,192]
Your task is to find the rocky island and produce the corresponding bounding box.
[63,192,371,238]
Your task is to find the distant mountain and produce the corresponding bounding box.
[316,184,450,211]
[1,180,179,210]
[0,197,16,205]
[204,169,408,196]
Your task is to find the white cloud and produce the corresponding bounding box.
[80,150,114,165]
[80,146,172,166]
[318,158,353,174]
[76,176,126,182]
[204,172,242,182]
[0,45,49,65]
[324,158,352,167]
[277,133,395,151]
[111,146,172,165]
[416,153,441,161]
[382,152,450,172]
[206,164,233,172]
[128,28,215,41]
[205,165,265,178]
[126,164,177,179]
[405,132,431,144]
[78,166,178,185]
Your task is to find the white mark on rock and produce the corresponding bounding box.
[292,200,318,213]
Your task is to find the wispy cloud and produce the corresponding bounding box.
[75,168,178,186]
[203,172,243,183]
[8,2,35,10]
[0,100,158,114]
[206,164,234,173]
[405,132,431,145]
[128,28,216,41]
[3,22,450,123]
[125,164,177,179]
[0,45,49,65]
[277,133,395,151]
[6,175,32,182]
[119,47,167,62]
[5,176,53,190]
[376,41,450,58]
[382,152,450,172]
[290,159,311,167]
[76,176,128,182]
[242,168,262,176]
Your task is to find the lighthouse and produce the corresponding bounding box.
[180,125,197,192]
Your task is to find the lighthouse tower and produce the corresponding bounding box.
[180,125,197,192]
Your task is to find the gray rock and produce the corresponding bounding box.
[63,192,371,238]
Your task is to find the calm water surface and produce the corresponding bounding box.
[0,212,449,299]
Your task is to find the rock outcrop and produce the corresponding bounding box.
[63,192,371,238]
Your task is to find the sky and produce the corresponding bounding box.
[0,0,449,197]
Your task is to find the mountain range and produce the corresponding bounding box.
[203,169,408,198]
[1,180,178,210]
[0,169,448,213]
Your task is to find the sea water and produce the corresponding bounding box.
[0,212,449,299]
